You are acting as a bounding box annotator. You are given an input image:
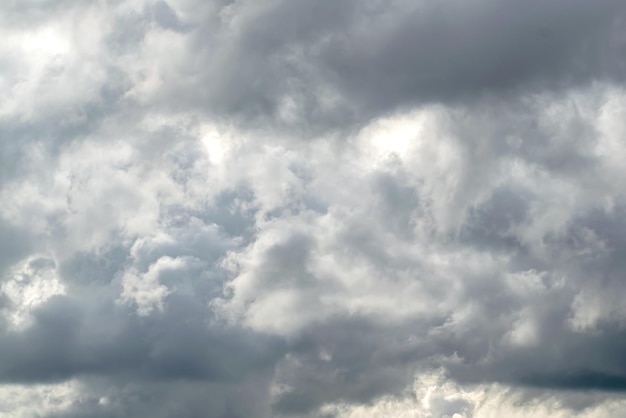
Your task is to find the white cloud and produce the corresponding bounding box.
[1,255,65,329]
[119,256,182,316]
[0,381,79,418]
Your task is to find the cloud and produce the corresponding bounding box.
[2,0,626,417]
[104,0,626,131]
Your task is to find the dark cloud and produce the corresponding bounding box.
[0,293,285,384]
[0,219,32,275]
[129,0,626,131]
[272,316,445,415]
[316,0,626,114]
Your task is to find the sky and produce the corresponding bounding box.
[1,0,626,417]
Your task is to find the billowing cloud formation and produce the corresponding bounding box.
[2,0,626,417]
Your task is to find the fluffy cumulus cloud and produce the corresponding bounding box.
[2,0,626,417]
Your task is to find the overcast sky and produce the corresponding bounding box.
[1,0,626,417]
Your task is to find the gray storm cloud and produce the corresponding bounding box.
[1,0,626,417]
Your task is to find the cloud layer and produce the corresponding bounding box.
[2,0,626,417]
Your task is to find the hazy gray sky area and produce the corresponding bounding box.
[1,1,626,417]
